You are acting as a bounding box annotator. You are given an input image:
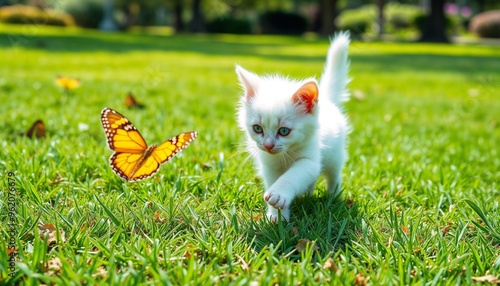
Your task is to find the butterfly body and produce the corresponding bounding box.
[101,108,197,182]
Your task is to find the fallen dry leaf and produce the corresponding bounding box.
[472,274,499,284]
[323,258,339,273]
[154,210,167,224]
[48,173,64,185]
[252,213,263,222]
[401,225,410,235]
[7,247,18,256]
[387,234,394,248]
[38,223,65,245]
[354,273,370,286]
[296,238,319,253]
[292,227,299,236]
[45,257,62,276]
[441,222,453,235]
[93,266,108,278]
[236,255,250,271]
[346,199,355,208]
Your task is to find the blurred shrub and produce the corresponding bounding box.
[337,4,423,36]
[62,0,103,29]
[469,10,500,38]
[336,5,374,37]
[0,5,75,26]
[259,10,308,35]
[206,16,252,34]
[386,4,423,31]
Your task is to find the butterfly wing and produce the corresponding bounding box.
[56,76,80,90]
[125,92,144,109]
[101,108,147,153]
[26,119,46,138]
[109,152,159,181]
[151,132,198,164]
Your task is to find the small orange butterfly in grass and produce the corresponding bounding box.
[101,108,197,182]
[26,119,46,138]
[124,92,145,109]
[55,76,80,91]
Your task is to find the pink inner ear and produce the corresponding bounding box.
[236,66,258,101]
[292,81,318,113]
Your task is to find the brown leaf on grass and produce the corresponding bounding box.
[93,266,108,278]
[48,173,65,185]
[323,258,339,273]
[345,199,355,208]
[401,225,410,235]
[395,189,404,196]
[184,244,197,260]
[236,255,250,271]
[201,162,213,170]
[38,223,65,245]
[440,222,453,235]
[154,210,167,224]
[472,274,500,284]
[292,227,299,236]
[45,257,62,276]
[354,273,370,286]
[387,234,394,248]
[7,247,18,256]
[252,212,263,221]
[296,238,319,253]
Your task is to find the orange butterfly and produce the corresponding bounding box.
[26,119,46,138]
[124,92,145,109]
[101,108,197,182]
[55,76,80,90]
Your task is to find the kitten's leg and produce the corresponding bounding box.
[326,174,342,196]
[307,183,315,195]
[324,159,344,196]
[259,165,285,221]
[264,158,320,221]
[266,206,290,223]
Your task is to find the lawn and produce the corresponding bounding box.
[0,24,499,285]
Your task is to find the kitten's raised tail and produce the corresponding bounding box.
[319,31,351,107]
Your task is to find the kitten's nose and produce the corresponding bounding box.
[263,142,275,151]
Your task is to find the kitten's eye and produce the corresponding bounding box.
[278,127,290,136]
[253,125,263,134]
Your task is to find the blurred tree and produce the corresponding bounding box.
[419,0,449,42]
[375,0,386,37]
[189,0,204,32]
[172,0,184,32]
[319,0,337,35]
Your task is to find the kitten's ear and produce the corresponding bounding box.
[236,65,259,100]
[292,80,318,114]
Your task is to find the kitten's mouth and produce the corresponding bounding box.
[261,147,280,154]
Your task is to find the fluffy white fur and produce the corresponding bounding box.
[236,32,351,221]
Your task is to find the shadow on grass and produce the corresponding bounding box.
[243,192,359,260]
[2,31,498,75]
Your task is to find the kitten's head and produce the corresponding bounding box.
[236,65,319,155]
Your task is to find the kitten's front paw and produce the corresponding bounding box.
[264,191,290,209]
[267,206,290,222]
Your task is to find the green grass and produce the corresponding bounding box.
[0,24,499,285]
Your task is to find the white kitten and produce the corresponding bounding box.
[236,32,351,221]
